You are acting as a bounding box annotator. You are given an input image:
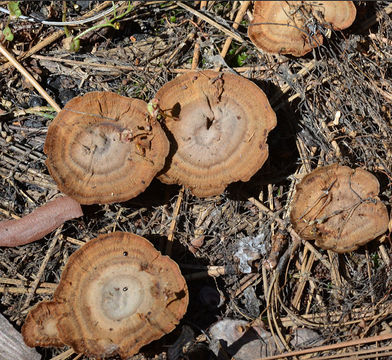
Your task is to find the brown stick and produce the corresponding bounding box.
[0,43,61,112]
[219,1,250,59]
[259,333,392,360]
[0,197,83,247]
[165,186,184,256]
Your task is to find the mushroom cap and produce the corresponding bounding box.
[21,301,64,348]
[248,1,356,56]
[155,70,277,197]
[290,164,389,253]
[44,92,170,204]
[22,232,188,359]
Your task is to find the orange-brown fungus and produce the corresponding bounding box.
[22,232,188,359]
[155,70,276,197]
[22,301,64,348]
[290,164,389,253]
[44,92,169,204]
[248,1,356,56]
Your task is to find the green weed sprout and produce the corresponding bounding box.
[2,1,21,41]
[67,1,133,52]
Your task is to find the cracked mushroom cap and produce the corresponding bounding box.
[44,92,169,204]
[290,164,389,253]
[248,1,356,57]
[22,232,188,359]
[155,70,277,197]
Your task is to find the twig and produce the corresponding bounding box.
[265,270,287,354]
[0,44,61,112]
[191,38,201,70]
[247,196,304,252]
[0,286,54,295]
[379,243,391,266]
[219,1,250,59]
[0,1,116,26]
[22,226,63,310]
[0,277,56,293]
[0,277,56,289]
[190,1,206,70]
[184,265,228,280]
[31,54,271,73]
[280,302,392,328]
[50,348,75,360]
[291,248,315,310]
[177,2,244,43]
[165,186,185,256]
[233,273,261,297]
[307,347,392,360]
[0,30,64,72]
[259,333,392,360]
[0,169,57,190]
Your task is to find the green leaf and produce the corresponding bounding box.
[7,1,21,18]
[2,26,14,41]
[237,52,248,66]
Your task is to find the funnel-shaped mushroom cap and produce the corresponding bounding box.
[22,301,64,348]
[290,164,389,253]
[155,70,276,197]
[248,1,356,56]
[44,92,169,204]
[22,232,188,359]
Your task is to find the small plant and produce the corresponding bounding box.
[2,1,21,41]
[2,26,13,41]
[7,1,21,18]
[65,1,133,52]
[228,45,248,67]
[371,253,380,269]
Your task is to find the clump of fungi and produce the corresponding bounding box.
[44,91,169,204]
[0,72,276,246]
[22,232,189,359]
[44,76,276,200]
[155,70,277,197]
[290,164,389,253]
[248,1,357,56]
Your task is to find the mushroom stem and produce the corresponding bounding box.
[0,196,83,247]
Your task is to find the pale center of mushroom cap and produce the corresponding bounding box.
[173,97,248,168]
[100,275,143,321]
[42,317,60,339]
[83,262,158,328]
[71,122,133,175]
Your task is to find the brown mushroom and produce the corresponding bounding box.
[155,70,276,197]
[22,232,188,359]
[248,1,356,57]
[21,301,64,348]
[290,164,389,253]
[44,92,170,204]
